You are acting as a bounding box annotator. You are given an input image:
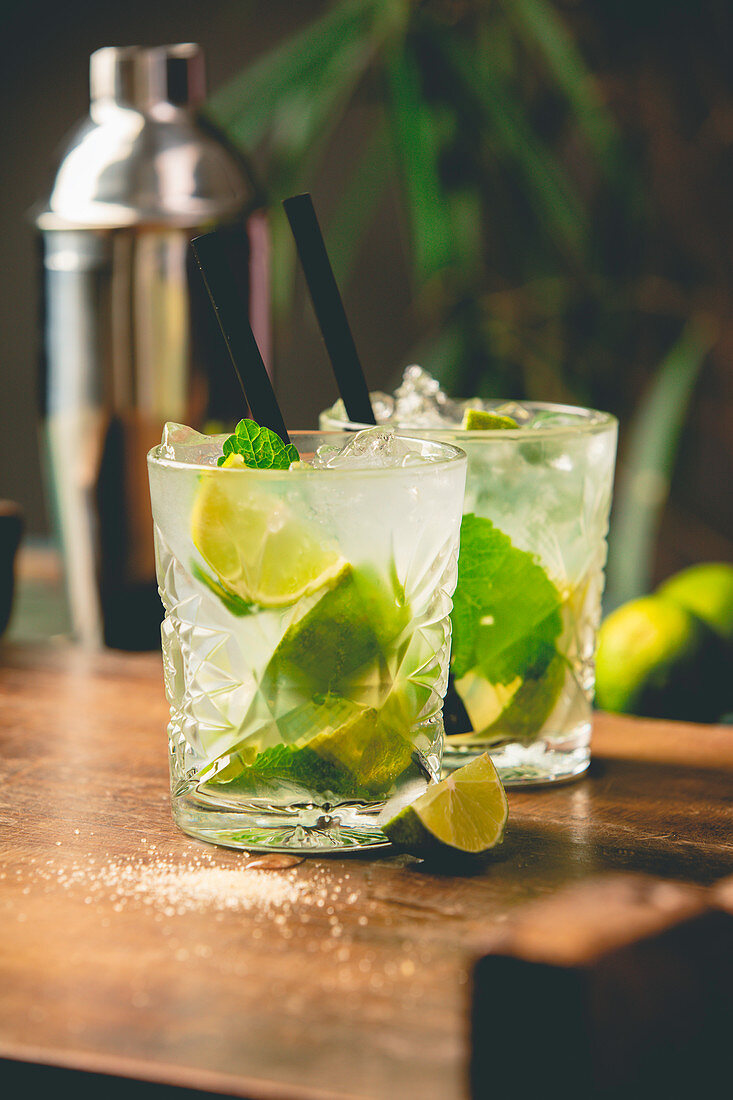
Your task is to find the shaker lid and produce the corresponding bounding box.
[34,42,255,230]
[90,43,206,112]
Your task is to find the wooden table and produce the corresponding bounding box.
[1,643,732,1100]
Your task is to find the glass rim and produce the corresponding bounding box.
[321,400,618,440]
[147,429,467,477]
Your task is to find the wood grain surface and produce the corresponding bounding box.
[1,644,732,1100]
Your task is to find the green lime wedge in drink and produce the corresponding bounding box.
[200,697,413,799]
[277,694,413,791]
[453,650,565,745]
[462,408,519,431]
[263,563,410,701]
[307,705,414,796]
[191,452,347,607]
[484,652,565,741]
[199,743,260,786]
[384,753,508,857]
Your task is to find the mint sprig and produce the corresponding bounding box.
[218,418,299,469]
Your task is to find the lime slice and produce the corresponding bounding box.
[462,408,519,431]
[453,671,522,735]
[263,563,410,702]
[199,698,414,799]
[191,453,346,607]
[277,694,368,745]
[306,704,414,796]
[484,652,564,742]
[199,743,260,786]
[452,651,565,745]
[384,753,508,856]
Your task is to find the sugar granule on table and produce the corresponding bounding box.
[8,850,450,1005]
[29,852,307,917]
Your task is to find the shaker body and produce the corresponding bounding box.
[36,45,267,649]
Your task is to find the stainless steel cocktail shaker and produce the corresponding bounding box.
[36,44,269,649]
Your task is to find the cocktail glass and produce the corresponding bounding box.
[322,387,618,786]
[148,426,466,851]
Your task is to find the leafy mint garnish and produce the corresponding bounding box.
[206,742,373,800]
[218,418,299,469]
[450,514,562,685]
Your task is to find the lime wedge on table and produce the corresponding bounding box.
[384,754,508,857]
[191,453,346,607]
[461,408,519,431]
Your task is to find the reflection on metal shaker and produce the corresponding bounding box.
[35,44,269,649]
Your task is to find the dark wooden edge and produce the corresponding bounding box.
[0,1050,360,1100]
[470,875,733,1099]
[0,1059,233,1100]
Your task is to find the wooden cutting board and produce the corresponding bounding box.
[1,644,732,1099]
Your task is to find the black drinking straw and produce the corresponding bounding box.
[283,193,376,426]
[191,231,291,443]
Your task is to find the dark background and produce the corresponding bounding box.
[1,0,732,591]
[1,0,398,536]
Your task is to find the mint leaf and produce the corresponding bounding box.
[218,418,299,469]
[192,562,254,616]
[450,514,562,684]
[208,742,373,800]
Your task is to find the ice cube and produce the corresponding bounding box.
[160,422,226,465]
[327,398,347,423]
[490,401,534,426]
[370,392,395,423]
[528,410,581,430]
[309,444,343,469]
[397,364,441,400]
[324,392,394,426]
[393,365,463,426]
[312,427,423,469]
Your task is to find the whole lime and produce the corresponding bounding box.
[657,562,733,646]
[595,594,727,722]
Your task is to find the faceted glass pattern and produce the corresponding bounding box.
[148,430,466,851]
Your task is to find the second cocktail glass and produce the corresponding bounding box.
[322,377,618,786]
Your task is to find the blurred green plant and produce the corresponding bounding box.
[206,0,716,605]
[604,318,716,610]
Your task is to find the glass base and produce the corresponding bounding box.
[442,723,591,786]
[172,798,391,853]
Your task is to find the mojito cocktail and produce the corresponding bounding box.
[322,367,618,786]
[148,424,466,851]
